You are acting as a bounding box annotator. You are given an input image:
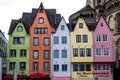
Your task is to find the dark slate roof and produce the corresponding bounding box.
[79,5,94,12]
[86,23,96,31]
[8,7,61,35]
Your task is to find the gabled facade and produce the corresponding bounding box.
[29,3,61,77]
[0,30,8,75]
[51,17,70,80]
[7,21,30,75]
[93,16,114,80]
[70,17,93,79]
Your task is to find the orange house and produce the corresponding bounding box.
[29,3,61,77]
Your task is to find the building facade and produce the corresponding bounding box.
[93,17,114,80]
[51,17,70,80]
[7,20,30,75]
[29,3,61,77]
[69,0,120,68]
[0,30,8,75]
[70,17,94,80]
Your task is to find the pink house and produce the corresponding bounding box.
[93,17,115,79]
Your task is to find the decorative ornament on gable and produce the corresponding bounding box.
[39,2,44,13]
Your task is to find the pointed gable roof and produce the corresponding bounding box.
[8,2,61,35]
[79,5,94,12]
[94,16,111,31]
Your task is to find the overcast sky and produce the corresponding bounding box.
[0,0,86,38]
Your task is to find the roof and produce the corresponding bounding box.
[79,5,94,12]
[8,3,61,35]
[69,17,96,31]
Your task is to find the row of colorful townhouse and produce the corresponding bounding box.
[7,3,115,80]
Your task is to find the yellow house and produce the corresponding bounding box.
[70,17,93,79]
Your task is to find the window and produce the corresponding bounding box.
[104,48,109,56]
[79,64,84,71]
[86,48,91,57]
[94,64,101,70]
[76,35,81,43]
[20,49,26,57]
[33,37,39,46]
[62,50,67,58]
[62,64,67,71]
[44,50,49,59]
[54,36,59,44]
[9,62,15,69]
[33,62,38,70]
[73,48,78,57]
[82,35,88,42]
[96,34,101,42]
[39,17,44,23]
[103,64,109,70]
[20,62,26,70]
[103,35,108,42]
[54,50,59,58]
[33,50,39,59]
[80,48,85,57]
[86,64,91,71]
[73,64,78,71]
[54,64,59,71]
[10,50,16,57]
[13,37,25,44]
[79,23,83,28]
[34,28,48,34]
[44,38,49,46]
[61,25,65,30]
[44,62,49,70]
[62,36,67,44]
[96,48,102,56]
[100,22,104,27]
[17,26,23,32]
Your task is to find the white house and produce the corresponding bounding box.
[51,17,70,80]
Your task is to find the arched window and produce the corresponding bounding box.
[117,14,120,32]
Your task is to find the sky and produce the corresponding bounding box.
[0,0,86,39]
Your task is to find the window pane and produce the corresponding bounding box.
[103,64,109,70]
[79,23,83,28]
[44,38,49,45]
[62,64,67,71]
[10,50,16,57]
[86,48,91,57]
[79,64,84,71]
[96,48,102,56]
[86,64,91,71]
[80,48,85,57]
[73,64,78,71]
[54,36,59,44]
[33,62,38,70]
[103,35,108,42]
[33,37,39,46]
[94,64,101,70]
[44,62,49,70]
[33,50,38,59]
[82,35,88,42]
[20,49,26,57]
[73,48,78,57]
[54,50,59,58]
[62,50,67,58]
[61,25,65,30]
[62,36,67,44]
[20,62,26,70]
[54,64,59,71]
[76,35,81,43]
[104,48,109,56]
[44,50,49,59]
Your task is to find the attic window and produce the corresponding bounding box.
[100,22,104,28]
[79,23,83,28]
[17,26,23,32]
[39,17,44,24]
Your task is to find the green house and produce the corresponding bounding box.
[7,20,30,75]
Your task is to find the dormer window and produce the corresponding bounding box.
[79,23,83,28]
[39,17,44,24]
[100,22,104,28]
[61,25,65,30]
[17,26,23,32]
